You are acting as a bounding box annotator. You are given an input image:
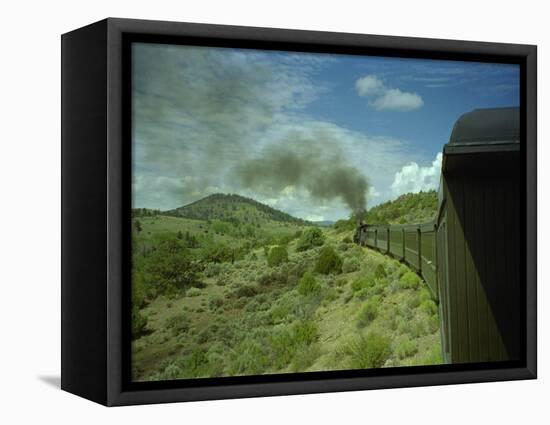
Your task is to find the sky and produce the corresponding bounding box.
[132,43,519,222]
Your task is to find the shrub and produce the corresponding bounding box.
[293,320,319,346]
[165,313,190,336]
[162,362,182,380]
[342,236,352,243]
[267,245,288,267]
[314,246,343,275]
[420,299,438,316]
[357,297,380,327]
[200,243,234,263]
[268,321,319,369]
[336,277,348,287]
[142,235,200,293]
[399,271,421,289]
[131,306,148,339]
[406,293,421,309]
[342,257,361,273]
[203,263,222,277]
[296,228,325,252]
[427,314,440,333]
[186,287,201,297]
[291,344,321,372]
[234,284,259,298]
[395,337,418,359]
[209,295,224,310]
[343,332,391,369]
[409,317,429,338]
[374,263,386,279]
[257,268,288,286]
[351,274,376,293]
[228,339,270,375]
[297,271,321,296]
[420,344,443,365]
[131,272,148,308]
[419,287,432,303]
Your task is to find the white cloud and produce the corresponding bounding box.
[390,152,442,196]
[355,75,385,97]
[371,88,424,111]
[355,74,424,112]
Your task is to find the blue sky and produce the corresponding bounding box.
[304,55,519,159]
[132,43,519,221]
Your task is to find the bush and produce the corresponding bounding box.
[357,297,380,328]
[162,362,182,380]
[131,306,148,339]
[200,243,234,263]
[395,337,418,359]
[228,339,270,375]
[234,284,259,298]
[406,293,421,309]
[142,235,200,294]
[267,245,288,267]
[399,271,421,289]
[342,236,353,243]
[186,287,201,297]
[257,268,288,286]
[342,257,361,273]
[351,274,376,293]
[268,321,319,369]
[420,299,438,316]
[165,313,190,336]
[315,246,343,275]
[209,295,224,310]
[203,263,222,277]
[296,228,325,252]
[374,264,386,279]
[343,332,391,369]
[297,271,321,296]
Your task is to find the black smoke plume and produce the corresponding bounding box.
[234,137,369,218]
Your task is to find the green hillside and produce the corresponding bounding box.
[365,191,438,224]
[166,193,310,226]
[131,194,442,381]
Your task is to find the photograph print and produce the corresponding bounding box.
[130,41,522,382]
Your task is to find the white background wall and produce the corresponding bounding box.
[0,0,546,423]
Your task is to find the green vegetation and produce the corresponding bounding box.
[131,194,443,381]
[298,271,321,296]
[341,332,391,369]
[267,245,289,267]
[314,246,343,275]
[166,193,311,226]
[335,191,438,233]
[365,191,438,224]
[296,227,325,252]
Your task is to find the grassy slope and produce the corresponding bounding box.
[365,190,438,224]
[132,215,442,381]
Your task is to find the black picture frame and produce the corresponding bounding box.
[61,17,537,406]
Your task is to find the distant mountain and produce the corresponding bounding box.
[165,193,311,226]
[312,220,335,227]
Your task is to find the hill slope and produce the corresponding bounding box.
[165,193,310,226]
[365,190,438,224]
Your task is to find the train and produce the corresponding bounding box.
[355,107,521,364]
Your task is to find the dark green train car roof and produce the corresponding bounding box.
[443,107,520,175]
[449,106,520,145]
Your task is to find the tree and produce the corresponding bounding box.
[143,236,200,293]
[134,219,142,233]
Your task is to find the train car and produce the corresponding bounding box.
[357,107,521,364]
